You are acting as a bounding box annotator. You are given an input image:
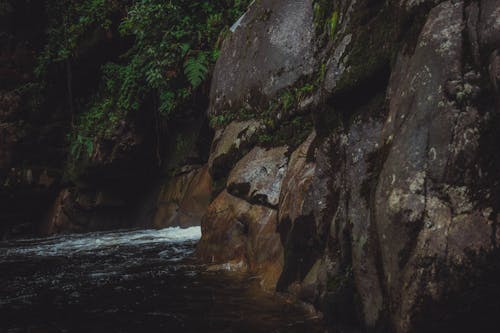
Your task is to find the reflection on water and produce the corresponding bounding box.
[0,227,325,332]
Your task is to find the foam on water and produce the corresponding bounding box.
[0,227,201,257]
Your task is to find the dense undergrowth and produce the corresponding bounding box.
[15,0,251,167]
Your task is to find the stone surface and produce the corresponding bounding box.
[200,0,500,332]
[208,120,263,179]
[227,146,288,207]
[209,0,315,116]
[278,131,316,223]
[372,1,499,331]
[197,190,283,290]
[41,187,137,235]
[153,165,212,228]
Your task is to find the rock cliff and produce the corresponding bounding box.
[197,0,500,331]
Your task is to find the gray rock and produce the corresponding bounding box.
[209,0,315,117]
[227,146,288,207]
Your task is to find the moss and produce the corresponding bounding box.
[313,0,336,37]
[210,75,318,149]
[328,11,339,40]
[333,4,399,96]
[255,113,313,149]
[312,0,340,52]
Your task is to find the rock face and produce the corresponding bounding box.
[198,189,283,290]
[198,145,288,290]
[153,165,212,229]
[227,146,288,207]
[199,0,500,332]
[208,120,262,179]
[209,0,315,117]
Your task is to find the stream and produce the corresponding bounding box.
[0,227,325,332]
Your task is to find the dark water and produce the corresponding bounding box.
[0,227,325,332]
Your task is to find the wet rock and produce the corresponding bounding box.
[227,146,288,207]
[153,165,212,228]
[278,131,316,223]
[372,1,499,331]
[42,187,137,235]
[478,0,500,52]
[197,190,283,290]
[43,189,77,235]
[200,0,500,331]
[208,120,263,180]
[276,132,324,295]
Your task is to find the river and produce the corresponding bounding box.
[0,227,325,332]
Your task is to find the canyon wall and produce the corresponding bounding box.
[197,0,500,331]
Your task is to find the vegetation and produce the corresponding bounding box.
[313,0,339,43]
[35,0,250,164]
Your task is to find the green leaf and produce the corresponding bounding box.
[180,43,190,57]
[184,53,208,88]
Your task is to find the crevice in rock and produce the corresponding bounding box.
[276,214,320,292]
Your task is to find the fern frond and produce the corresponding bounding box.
[184,53,208,88]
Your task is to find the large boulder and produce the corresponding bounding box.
[227,146,288,207]
[200,0,500,332]
[209,0,315,117]
[374,2,499,331]
[208,120,262,180]
[197,190,283,291]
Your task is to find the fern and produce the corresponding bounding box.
[184,53,208,88]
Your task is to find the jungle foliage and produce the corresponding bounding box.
[34,0,250,161]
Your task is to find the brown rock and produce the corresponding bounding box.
[208,120,263,179]
[153,165,212,228]
[276,132,327,296]
[279,131,316,223]
[42,189,77,235]
[197,190,283,290]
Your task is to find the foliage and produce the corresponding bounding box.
[116,0,250,116]
[36,0,250,163]
[328,11,339,39]
[36,0,121,78]
[313,0,338,43]
[184,53,209,89]
[268,83,315,117]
